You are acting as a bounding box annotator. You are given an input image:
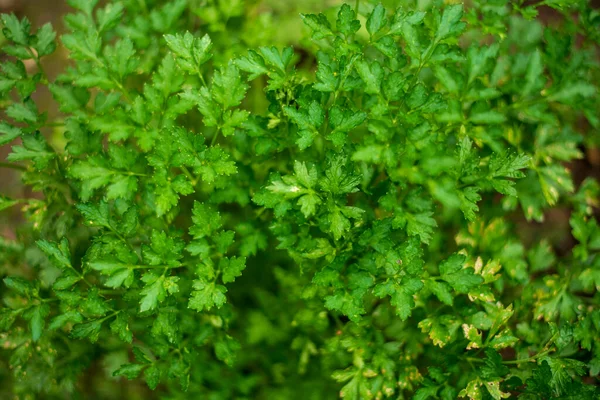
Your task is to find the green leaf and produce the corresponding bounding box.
[313,61,339,92]
[320,157,361,195]
[373,240,424,322]
[139,273,179,313]
[435,4,465,42]
[7,132,54,169]
[300,13,334,40]
[113,363,145,380]
[164,32,213,73]
[106,313,131,343]
[459,379,492,400]
[151,311,178,343]
[3,276,33,296]
[33,23,56,56]
[525,361,553,398]
[221,256,247,284]
[23,304,50,342]
[188,279,227,312]
[0,195,20,212]
[298,193,321,218]
[336,4,360,37]
[37,238,72,270]
[538,165,574,206]
[366,4,387,37]
[390,279,424,320]
[214,335,241,366]
[6,102,38,123]
[71,319,103,343]
[389,9,426,57]
[355,59,383,94]
[235,50,269,79]
[258,46,292,74]
[418,315,460,347]
[467,43,499,85]
[402,211,438,244]
[469,110,506,125]
[67,0,98,15]
[189,202,222,239]
[462,323,483,349]
[76,201,111,228]
[105,268,134,288]
[328,106,367,147]
[144,365,161,390]
[53,273,81,290]
[49,311,83,330]
[96,2,124,33]
[524,49,544,95]
[0,76,16,94]
[324,290,365,322]
[549,82,596,104]
[480,349,510,380]
[439,253,483,293]
[212,61,248,109]
[429,280,453,305]
[459,186,481,221]
[487,152,530,196]
[1,14,30,46]
[142,230,184,267]
[49,84,89,113]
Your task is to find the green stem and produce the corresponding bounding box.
[131,264,184,270]
[70,265,92,286]
[114,80,133,103]
[89,54,134,104]
[503,348,553,365]
[466,347,554,366]
[109,227,142,263]
[197,69,207,87]
[98,311,120,323]
[398,41,438,109]
[98,289,125,295]
[210,127,221,147]
[331,313,345,331]
[46,122,65,128]
[0,162,26,171]
[40,298,60,303]
[126,171,149,177]
[180,166,197,186]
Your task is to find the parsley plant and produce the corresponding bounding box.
[1,0,599,398]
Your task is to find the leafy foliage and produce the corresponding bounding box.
[1,0,599,398]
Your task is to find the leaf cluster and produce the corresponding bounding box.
[1,0,599,398]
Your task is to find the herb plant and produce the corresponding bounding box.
[1,0,599,398]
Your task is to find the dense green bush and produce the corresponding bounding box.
[1,0,599,398]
